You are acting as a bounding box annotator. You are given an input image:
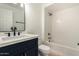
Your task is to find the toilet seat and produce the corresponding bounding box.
[39,44,50,55]
[39,45,50,51]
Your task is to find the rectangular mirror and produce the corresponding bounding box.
[0,3,25,32]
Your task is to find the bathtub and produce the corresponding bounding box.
[47,42,79,56]
[49,42,79,56]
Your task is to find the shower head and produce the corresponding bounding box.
[48,12,52,16]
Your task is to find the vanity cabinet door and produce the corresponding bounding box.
[0,42,27,56]
[25,47,38,56]
[24,38,38,56]
[0,45,20,56]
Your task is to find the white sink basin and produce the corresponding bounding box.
[1,34,30,41]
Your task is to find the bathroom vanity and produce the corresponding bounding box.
[0,34,38,56]
[0,3,38,56]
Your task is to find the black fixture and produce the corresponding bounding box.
[77,43,79,45]
[8,33,10,37]
[48,33,51,35]
[18,32,20,36]
[5,33,10,37]
[11,27,17,36]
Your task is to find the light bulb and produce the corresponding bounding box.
[20,3,24,7]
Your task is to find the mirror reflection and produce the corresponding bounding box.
[0,3,25,32]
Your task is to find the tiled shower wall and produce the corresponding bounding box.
[51,5,79,49]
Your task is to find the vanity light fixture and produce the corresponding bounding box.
[20,3,24,7]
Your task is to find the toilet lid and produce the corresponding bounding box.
[39,45,50,50]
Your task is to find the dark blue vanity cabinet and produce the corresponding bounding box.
[0,38,38,56]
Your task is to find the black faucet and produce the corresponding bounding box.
[11,27,17,36]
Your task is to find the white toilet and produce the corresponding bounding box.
[39,44,50,55]
[39,44,64,56]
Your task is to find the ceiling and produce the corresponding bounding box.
[47,3,79,12]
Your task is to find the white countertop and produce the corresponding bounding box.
[0,34,38,48]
